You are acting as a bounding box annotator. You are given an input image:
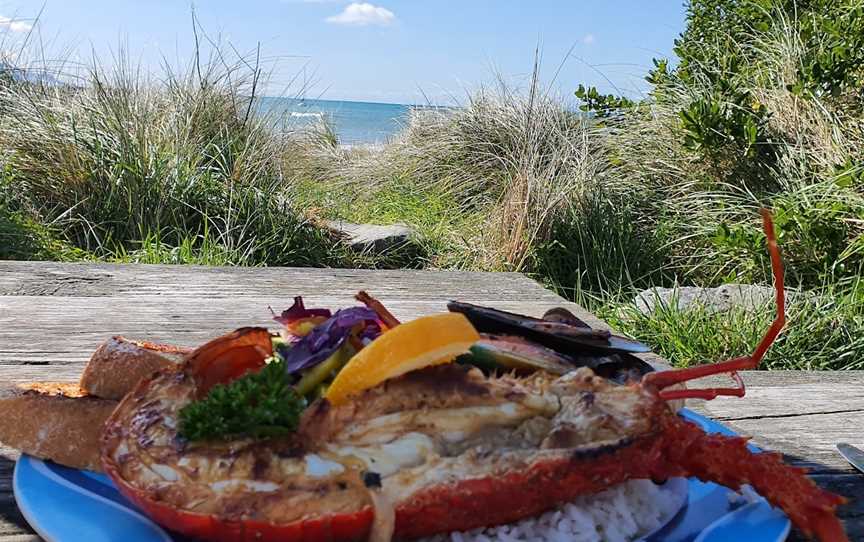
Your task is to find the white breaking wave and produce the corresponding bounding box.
[290,112,324,118]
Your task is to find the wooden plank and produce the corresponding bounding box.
[0,294,594,345]
[0,261,604,364]
[0,504,33,539]
[0,261,575,303]
[709,410,863,473]
[693,372,864,474]
[0,296,668,367]
[0,262,668,370]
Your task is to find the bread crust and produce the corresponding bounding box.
[79,336,189,400]
[0,383,117,471]
[1,338,188,471]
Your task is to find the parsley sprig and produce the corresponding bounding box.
[178,357,305,441]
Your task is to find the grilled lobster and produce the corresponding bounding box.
[101,210,847,541]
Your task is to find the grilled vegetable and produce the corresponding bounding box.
[294,345,353,398]
[468,334,574,375]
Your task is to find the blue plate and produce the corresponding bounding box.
[14,409,789,542]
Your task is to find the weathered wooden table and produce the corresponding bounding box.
[0,261,861,541]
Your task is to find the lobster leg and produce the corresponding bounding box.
[643,209,786,401]
[659,415,848,542]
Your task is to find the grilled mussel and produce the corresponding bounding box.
[448,302,654,383]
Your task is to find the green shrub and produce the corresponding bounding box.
[0,202,90,261]
[531,188,673,296]
[0,46,343,267]
[668,0,864,100]
[604,283,864,371]
[598,0,864,288]
[677,90,769,161]
[0,171,90,260]
[574,85,634,119]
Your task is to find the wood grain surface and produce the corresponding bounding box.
[0,261,860,541]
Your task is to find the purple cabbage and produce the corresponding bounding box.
[280,307,381,374]
[273,297,332,327]
[358,323,383,347]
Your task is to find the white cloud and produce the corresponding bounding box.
[0,16,32,33]
[326,3,395,26]
[581,33,595,45]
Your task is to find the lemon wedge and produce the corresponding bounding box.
[324,313,479,405]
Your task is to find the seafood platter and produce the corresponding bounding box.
[2,211,848,541]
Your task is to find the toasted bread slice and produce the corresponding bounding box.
[80,336,190,400]
[0,383,117,471]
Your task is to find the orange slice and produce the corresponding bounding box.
[324,313,480,405]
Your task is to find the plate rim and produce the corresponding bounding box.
[13,458,56,542]
[693,501,792,542]
[14,454,173,542]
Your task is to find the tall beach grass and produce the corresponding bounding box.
[0,33,350,267]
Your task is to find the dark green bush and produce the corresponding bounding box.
[668,0,864,100]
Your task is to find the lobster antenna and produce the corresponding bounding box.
[643,209,786,401]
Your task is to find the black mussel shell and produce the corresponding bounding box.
[571,352,655,383]
[448,301,650,355]
[449,301,655,383]
[542,307,591,328]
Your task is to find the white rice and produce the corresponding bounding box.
[421,479,685,542]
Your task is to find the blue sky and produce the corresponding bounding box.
[0,1,686,105]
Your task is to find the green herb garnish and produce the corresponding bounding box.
[178,357,305,441]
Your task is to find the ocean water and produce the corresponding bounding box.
[258,97,424,145]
